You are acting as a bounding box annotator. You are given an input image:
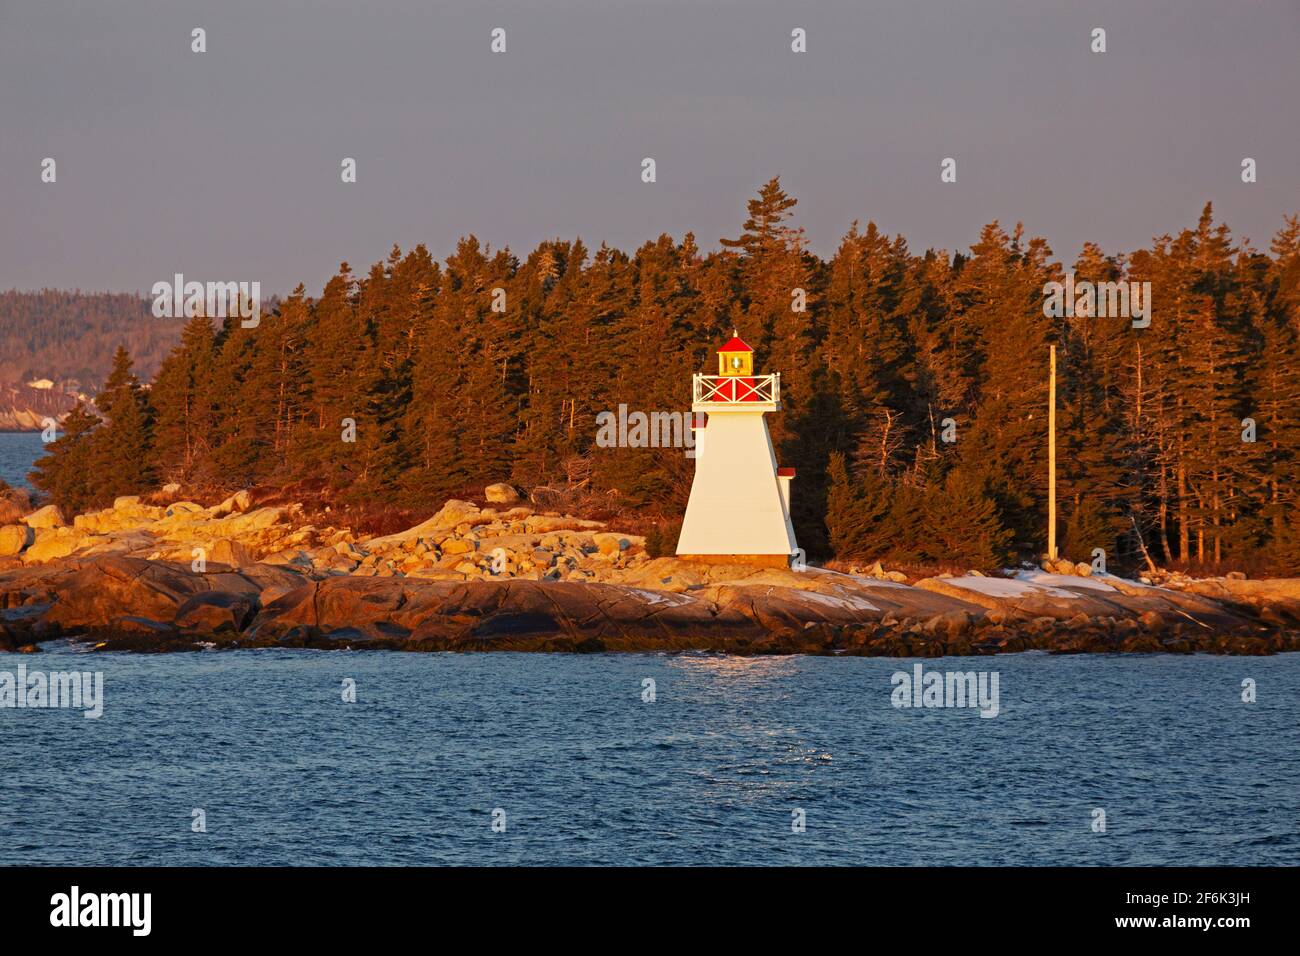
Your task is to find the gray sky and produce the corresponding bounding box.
[3,0,1297,296]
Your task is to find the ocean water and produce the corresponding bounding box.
[1,647,1295,866]
[0,431,44,489]
[1,430,1295,865]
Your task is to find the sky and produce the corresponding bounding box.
[2,0,1298,296]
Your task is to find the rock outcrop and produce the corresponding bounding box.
[1,549,1296,656]
[0,525,34,556]
[484,483,521,505]
[2,491,1298,655]
[915,572,1250,631]
[22,504,65,529]
[41,555,304,629]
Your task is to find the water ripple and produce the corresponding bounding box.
[0,649,1295,865]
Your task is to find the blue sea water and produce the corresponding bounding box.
[1,647,1295,866]
[1,431,1295,865]
[0,431,44,489]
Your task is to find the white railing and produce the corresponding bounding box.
[692,373,780,405]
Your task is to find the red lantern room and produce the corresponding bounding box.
[717,333,754,376]
[714,331,762,402]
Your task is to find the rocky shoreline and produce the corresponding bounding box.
[2,490,1299,655]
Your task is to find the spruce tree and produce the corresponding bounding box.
[29,403,101,515]
[923,469,1012,569]
[150,314,215,483]
[1062,497,1112,561]
[825,451,894,561]
[88,346,154,501]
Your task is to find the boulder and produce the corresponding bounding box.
[43,557,211,628]
[22,527,85,563]
[1138,610,1165,633]
[258,583,299,606]
[209,538,254,568]
[210,489,253,517]
[262,549,313,568]
[441,537,477,555]
[440,499,483,521]
[22,504,65,530]
[79,530,157,557]
[175,591,258,632]
[930,609,974,637]
[364,500,484,550]
[106,616,177,638]
[593,533,630,556]
[0,525,35,557]
[41,555,302,631]
[523,515,605,534]
[73,501,164,534]
[484,483,521,505]
[217,506,287,537]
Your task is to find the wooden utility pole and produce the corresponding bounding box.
[1048,344,1058,561]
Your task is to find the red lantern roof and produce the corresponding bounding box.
[719,334,753,353]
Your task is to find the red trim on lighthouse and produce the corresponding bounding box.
[719,335,753,353]
[714,376,764,402]
[777,467,796,477]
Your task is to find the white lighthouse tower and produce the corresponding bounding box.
[676,333,798,567]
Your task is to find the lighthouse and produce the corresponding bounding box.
[676,333,798,567]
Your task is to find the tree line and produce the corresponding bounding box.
[0,289,181,386]
[30,179,1300,573]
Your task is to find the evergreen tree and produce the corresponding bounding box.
[825,451,894,561]
[29,403,101,515]
[923,470,1012,569]
[1269,506,1300,575]
[88,346,154,500]
[149,314,215,483]
[1062,497,1113,561]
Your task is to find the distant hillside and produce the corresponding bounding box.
[0,289,184,385]
[0,381,80,431]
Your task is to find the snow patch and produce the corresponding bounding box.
[1013,571,1120,593]
[627,588,694,607]
[844,575,913,589]
[814,568,913,589]
[942,576,1078,599]
[797,590,879,612]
